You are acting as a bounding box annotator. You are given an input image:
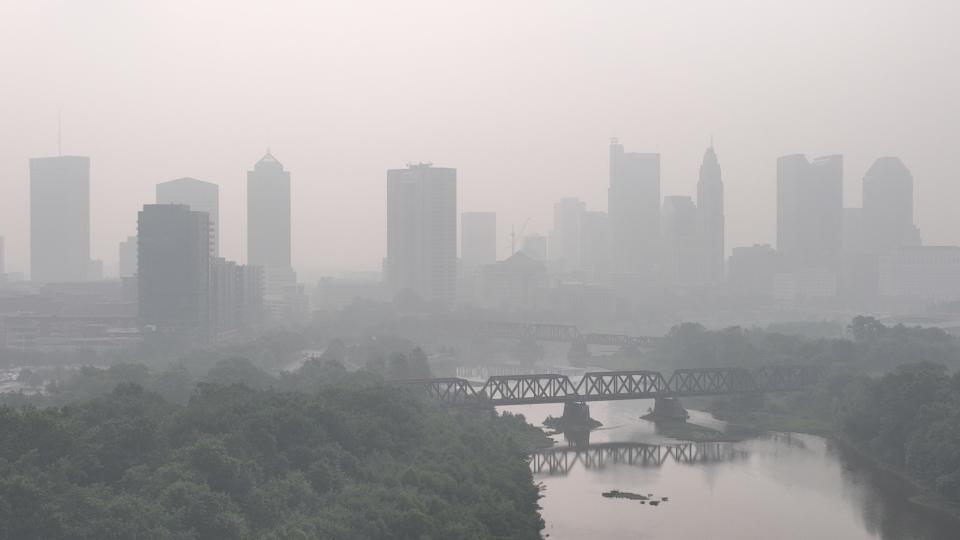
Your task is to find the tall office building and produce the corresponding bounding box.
[608,139,660,274]
[580,211,611,283]
[118,235,138,278]
[156,177,219,256]
[386,163,457,304]
[137,204,211,343]
[661,196,702,287]
[549,197,586,272]
[30,156,90,282]
[776,154,843,271]
[460,212,497,266]
[862,157,919,254]
[247,151,292,280]
[697,144,725,283]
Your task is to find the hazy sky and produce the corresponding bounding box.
[1,1,958,277]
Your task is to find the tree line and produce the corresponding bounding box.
[0,353,545,539]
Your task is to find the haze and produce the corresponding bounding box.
[1,0,958,277]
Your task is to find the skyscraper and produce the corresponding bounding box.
[776,154,843,271]
[862,157,919,253]
[29,156,90,282]
[608,139,660,275]
[460,212,497,266]
[580,210,611,283]
[697,144,724,283]
[386,163,457,304]
[661,195,702,287]
[247,151,292,274]
[550,197,586,272]
[137,204,211,343]
[156,177,219,256]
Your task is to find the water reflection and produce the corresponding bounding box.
[531,436,748,476]
[504,401,960,540]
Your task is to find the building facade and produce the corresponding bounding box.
[879,246,960,302]
[580,211,611,284]
[137,204,211,343]
[697,144,724,283]
[549,197,586,273]
[661,195,702,287]
[386,163,457,304]
[862,157,919,254]
[247,151,292,285]
[118,235,137,278]
[156,177,220,256]
[776,154,843,272]
[30,156,90,282]
[608,139,660,275]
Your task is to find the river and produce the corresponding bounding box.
[499,399,960,540]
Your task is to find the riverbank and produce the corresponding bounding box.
[710,406,960,522]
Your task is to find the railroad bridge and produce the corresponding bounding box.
[529,441,749,476]
[402,365,821,406]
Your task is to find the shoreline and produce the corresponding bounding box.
[712,409,960,522]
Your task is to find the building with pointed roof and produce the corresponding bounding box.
[697,143,725,283]
[247,149,293,289]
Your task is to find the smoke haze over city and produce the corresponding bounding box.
[2,0,959,276]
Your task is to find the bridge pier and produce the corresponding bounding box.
[644,397,689,422]
[544,401,602,431]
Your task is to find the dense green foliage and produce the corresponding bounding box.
[1,344,435,409]
[0,374,544,539]
[645,316,960,373]
[699,318,960,506]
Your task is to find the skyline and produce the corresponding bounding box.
[1,1,958,276]
[0,142,932,279]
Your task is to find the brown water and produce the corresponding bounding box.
[499,400,960,540]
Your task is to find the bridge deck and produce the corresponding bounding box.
[402,365,821,406]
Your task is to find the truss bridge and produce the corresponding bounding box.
[402,365,821,406]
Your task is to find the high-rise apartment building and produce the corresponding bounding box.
[608,139,660,275]
[697,144,725,283]
[30,156,90,282]
[156,177,219,256]
[460,212,497,266]
[137,204,211,343]
[776,154,843,271]
[386,163,457,304]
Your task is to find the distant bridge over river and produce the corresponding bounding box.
[402,365,821,406]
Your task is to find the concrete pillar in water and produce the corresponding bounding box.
[652,397,689,421]
[562,401,592,423]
